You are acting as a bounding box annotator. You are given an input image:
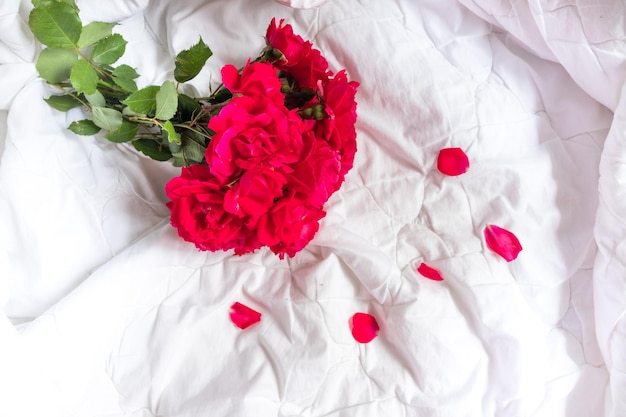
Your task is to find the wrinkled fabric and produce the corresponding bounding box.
[0,0,623,416]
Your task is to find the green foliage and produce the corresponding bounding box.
[29,1,216,165]
[123,86,160,115]
[36,47,77,84]
[177,93,203,119]
[113,65,139,80]
[70,59,98,94]
[68,119,101,135]
[44,94,83,111]
[28,2,81,48]
[105,121,139,143]
[133,139,172,161]
[174,37,213,83]
[85,91,106,107]
[91,34,127,65]
[162,120,181,144]
[78,21,117,48]
[155,81,178,121]
[91,106,123,131]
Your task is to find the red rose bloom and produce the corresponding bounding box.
[206,95,305,184]
[318,70,359,178]
[221,61,283,102]
[257,193,325,259]
[265,18,330,90]
[289,132,342,206]
[165,164,260,254]
[224,167,287,220]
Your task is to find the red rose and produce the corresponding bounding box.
[266,18,307,65]
[221,61,283,102]
[224,167,287,220]
[206,95,305,184]
[165,164,260,254]
[265,18,330,90]
[257,193,325,259]
[289,133,342,206]
[318,70,359,178]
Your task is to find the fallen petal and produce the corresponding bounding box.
[417,263,444,281]
[437,148,470,176]
[350,312,379,343]
[229,302,262,329]
[484,224,523,262]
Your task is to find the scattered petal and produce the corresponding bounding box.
[437,147,470,176]
[484,224,523,262]
[417,263,444,281]
[229,302,262,329]
[350,312,379,343]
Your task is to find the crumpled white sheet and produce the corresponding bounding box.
[0,0,624,416]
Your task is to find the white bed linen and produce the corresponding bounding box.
[0,0,624,416]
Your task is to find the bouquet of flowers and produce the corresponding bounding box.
[28,1,359,259]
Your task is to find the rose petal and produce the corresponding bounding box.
[229,302,262,329]
[350,312,379,343]
[437,148,470,176]
[417,263,444,281]
[484,224,523,262]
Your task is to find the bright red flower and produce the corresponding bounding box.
[206,95,305,184]
[417,263,444,281]
[229,302,262,329]
[318,70,359,179]
[224,167,287,220]
[437,148,470,176]
[257,193,325,258]
[265,18,330,89]
[350,313,379,343]
[165,164,260,254]
[221,61,283,103]
[484,224,523,262]
[289,133,342,206]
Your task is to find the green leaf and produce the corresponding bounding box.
[32,0,77,8]
[44,94,82,111]
[112,65,139,92]
[29,2,81,48]
[104,120,139,143]
[68,119,101,135]
[70,59,98,94]
[112,75,137,93]
[123,85,159,115]
[113,64,139,80]
[91,106,123,131]
[178,93,202,119]
[132,139,172,161]
[155,81,178,120]
[182,134,206,163]
[78,21,117,48]
[36,47,77,84]
[91,34,127,65]
[84,90,106,107]
[161,120,180,144]
[174,37,212,83]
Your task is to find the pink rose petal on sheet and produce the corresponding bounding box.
[350,312,379,343]
[484,224,523,262]
[229,302,262,329]
[417,263,444,281]
[437,147,469,176]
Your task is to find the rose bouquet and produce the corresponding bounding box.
[28,1,359,259]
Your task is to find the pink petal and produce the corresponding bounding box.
[229,302,262,329]
[350,312,379,343]
[437,148,470,176]
[417,263,444,281]
[484,224,523,262]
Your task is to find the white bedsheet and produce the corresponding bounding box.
[1,0,624,416]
